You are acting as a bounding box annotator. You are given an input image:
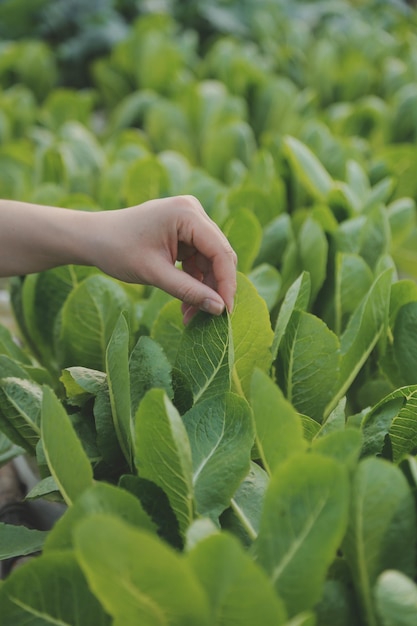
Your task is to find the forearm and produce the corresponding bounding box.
[0,200,96,277]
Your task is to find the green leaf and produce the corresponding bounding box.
[276,310,341,422]
[151,301,184,367]
[0,376,42,453]
[75,513,210,626]
[223,207,262,274]
[45,482,155,552]
[0,522,48,560]
[255,453,349,617]
[343,458,416,626]
[375,570,417,626]
[183,392,254,520]
[105,313,133,468]
[231,273,273,398]
[175,311,232,406]
[123,154,169,206]
[362,386,417,462]
[334,253,374,335]
[0,430,24,464]
[272,272,311,360]
[284,135,333,200]
[311,429,363,470]
[393,302,417,385]
[129,335,173,415]
[60,366,107,407]
[41,386,94,506]
[327,269,392,416]
[248,263,281,312]
[187,533,287,626]
[56,274,131,371]
[0,551,111,625]
[135,388,193,537]
[250,368,306,474]
[0,324,31,365]
[226,461,269,543]
[298,217,328,304]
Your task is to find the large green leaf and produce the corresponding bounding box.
[0,324,31,365]
[375,570,417,626]
[343,458,416,626]
[75,514,210,626]
[272,272,311,360]
[250,368,306,474]
[45,482,155,552]
[129,335,173,415]
[231,273,273,398]
[105,313,133,468]
[276,310,341,422]
[326,268,392,416]
[334,252,374,335]
[283,135,333,200]
[0,551,111,626]
[174,311,232,406]
[183,392,254,520]
[41,386,94,506]
[135,388,194,537]
[187,533,287,626]
[297,217,328,304]
[56,274,131,371]
[392,302,417,385]
[225,461,269,543]
[223,207,262,274]
[151,300,184,365]
[255,453,349,617]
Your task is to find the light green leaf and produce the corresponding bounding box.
[343,458,416,626]
[255,453,349,617]
[388,197,416,247]
[276,310,340,422]
[272,272,311,360]
[75,514,210,626]
[183,392,254,520]
[106,313,133,468]
[151,300,184,365]
[250,368,306,474]
[393,302,417,385]
[175,311,232,405]
[223,207,262,274]
[0,522,48,560]
[311,429,363,470]
[41,386,94,506]
[135,388,193,536]
[188,533,287,626]
[334,253,374,335]
[231,273,273,398]
[129,335,173,415]
[375,570,417,626]
[45,482,155,552]
[56,274,131,371]
[298,217,328,304]
[123,154,170,206]
[327,269,392,416]
[228,461,269,543]
[60,366,107,407]
[248,263,281,312]
[283,135,333,200]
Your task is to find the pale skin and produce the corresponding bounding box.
[0,195,237,324]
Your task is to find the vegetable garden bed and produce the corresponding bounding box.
[1,1,417,624]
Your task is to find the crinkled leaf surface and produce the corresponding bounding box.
[174,310,232,405]
[135,388,193,537]
[56,274,131,371]
[75,514,210,626]
[276,310,340,422]
[255,453,349,617]
[183,392,254,520]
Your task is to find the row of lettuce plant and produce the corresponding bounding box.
[1,2,417,625]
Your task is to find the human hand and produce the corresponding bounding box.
[89,195,237,323]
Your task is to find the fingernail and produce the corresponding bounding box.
[201,298,225,315]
